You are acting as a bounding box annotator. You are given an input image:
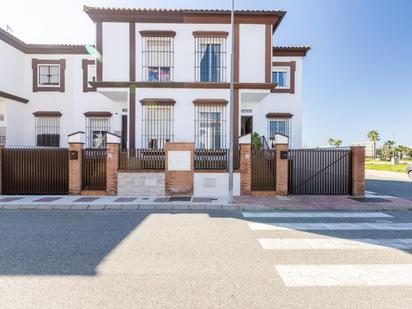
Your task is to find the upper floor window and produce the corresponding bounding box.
[194,33,227,83]
[141,99,174,149]
[33,112,62,147]
[32,59,66,92]
[272,61,296,94]
[194,100,227,149]
[82,59,96,92]
[84,112,112,148]
[272,68,290,88]
[141,31,175,82]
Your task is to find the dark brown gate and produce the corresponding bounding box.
[251,149,276,191]
[1,147,69,195]
[288,148,352,195]
[82,149,107,191]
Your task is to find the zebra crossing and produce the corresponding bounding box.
[242,211,412,287]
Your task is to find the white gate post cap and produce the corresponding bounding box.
[68,131,85,144]
[239,133,252,145]
[106,132,121,144]
[275,134,289,145]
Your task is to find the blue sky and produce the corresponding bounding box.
[1,0,411,147]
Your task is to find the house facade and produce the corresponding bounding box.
[0,6,309,152]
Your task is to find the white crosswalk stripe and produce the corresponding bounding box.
[245,211,412,287]
[242,211,393,218]
[275,264,412,287]
[248,222,412,231]
[259,238,412,250]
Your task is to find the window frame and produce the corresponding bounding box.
[194,100,228,149]
[194,32,228,83]
[82,59,96,92]
[272,61,296,94]
[84,112,112,149]
[32,59,66,92]
[272,67,290,89]
[140,99,175,149]
[266,113,293,146]
[33,111,62,147]
[140,31,175,83]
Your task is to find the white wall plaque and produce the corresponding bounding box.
[168,151,191,171]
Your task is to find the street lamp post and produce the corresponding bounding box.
[228,0,235,203]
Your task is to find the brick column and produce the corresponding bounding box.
[240,143,251,195]
[165,142,194,196]
[68,132,84,195]
[275,143,289,195]
[351,146,365,196]
[106,132,120,196]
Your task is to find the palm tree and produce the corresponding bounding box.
[334,140,343,147]
[382,140,396,160]
[367,130,380,158]
[328,138,335,146]
[395,145,409,160]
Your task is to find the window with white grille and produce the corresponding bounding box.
[195,105,226,149]
[86,117,110,148]
[35,116,60,147]
[142,105,174,149]
[38,65,60,86]
[87,64,96,83]
[267,117,291,145]
[195,37,227,82]
[142,37,174,82]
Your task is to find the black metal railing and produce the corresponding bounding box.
[82,149,107,191]
[251,149,276,191]
[195,149,229,170]
[119,149,165,170]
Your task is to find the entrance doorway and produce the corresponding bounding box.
[241,116,253,136]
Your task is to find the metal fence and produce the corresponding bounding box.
[288,148,352,195]
[251,149,276,191]
[1,147,69,195]
[82,149,107,191]
[194,149,229,170]
[119,149,165,170]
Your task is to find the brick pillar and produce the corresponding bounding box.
[165,142,194,196]
[68,132,84,195]
[240,143,251,195]
[275,143,289,195]
[351,146,365,196]
[106,133,120,196]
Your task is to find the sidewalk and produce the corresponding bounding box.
[1,191,412,211]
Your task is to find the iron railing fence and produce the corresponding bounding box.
[195,148,229,170]
[119,149,165,170]
[1,147,69,195]
[288,148,352,195]
[82,149,107,191]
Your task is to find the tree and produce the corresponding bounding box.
[328,138,335,146]
[367,130,380,158]
[381,140,396,160]
[334,140,342,147]
[395,145,409,160]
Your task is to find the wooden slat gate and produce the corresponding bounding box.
[82,149,107,191]
[288,148,352,195]
[1,147,69,195]
[251,149,276,191]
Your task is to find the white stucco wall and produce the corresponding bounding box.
[194,173,240,197]
[239,24,266,83]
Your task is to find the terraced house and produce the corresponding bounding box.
[0,6,309,150]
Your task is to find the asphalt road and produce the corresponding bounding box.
[366,170,412,201]
[1,210,412,308]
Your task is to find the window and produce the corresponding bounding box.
[85,114,111,148]
[195,36,227,82]
[34,113,61,147]
[38,65,60,86]
[272,61,296,94]
[272,68,289,88]
[32,59,66,92]
[267,116,292,145]
[141,103,174,149]
[141,34,174,82]
[82,59,96,92]
[195,105,226,149]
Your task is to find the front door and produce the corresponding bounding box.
[241,116,253,136]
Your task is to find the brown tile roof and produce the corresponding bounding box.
[273,46,311,57]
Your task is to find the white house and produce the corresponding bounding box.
[0,6,309,152]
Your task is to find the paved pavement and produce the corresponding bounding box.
[0,210,412,308]
[366,170,412,201]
